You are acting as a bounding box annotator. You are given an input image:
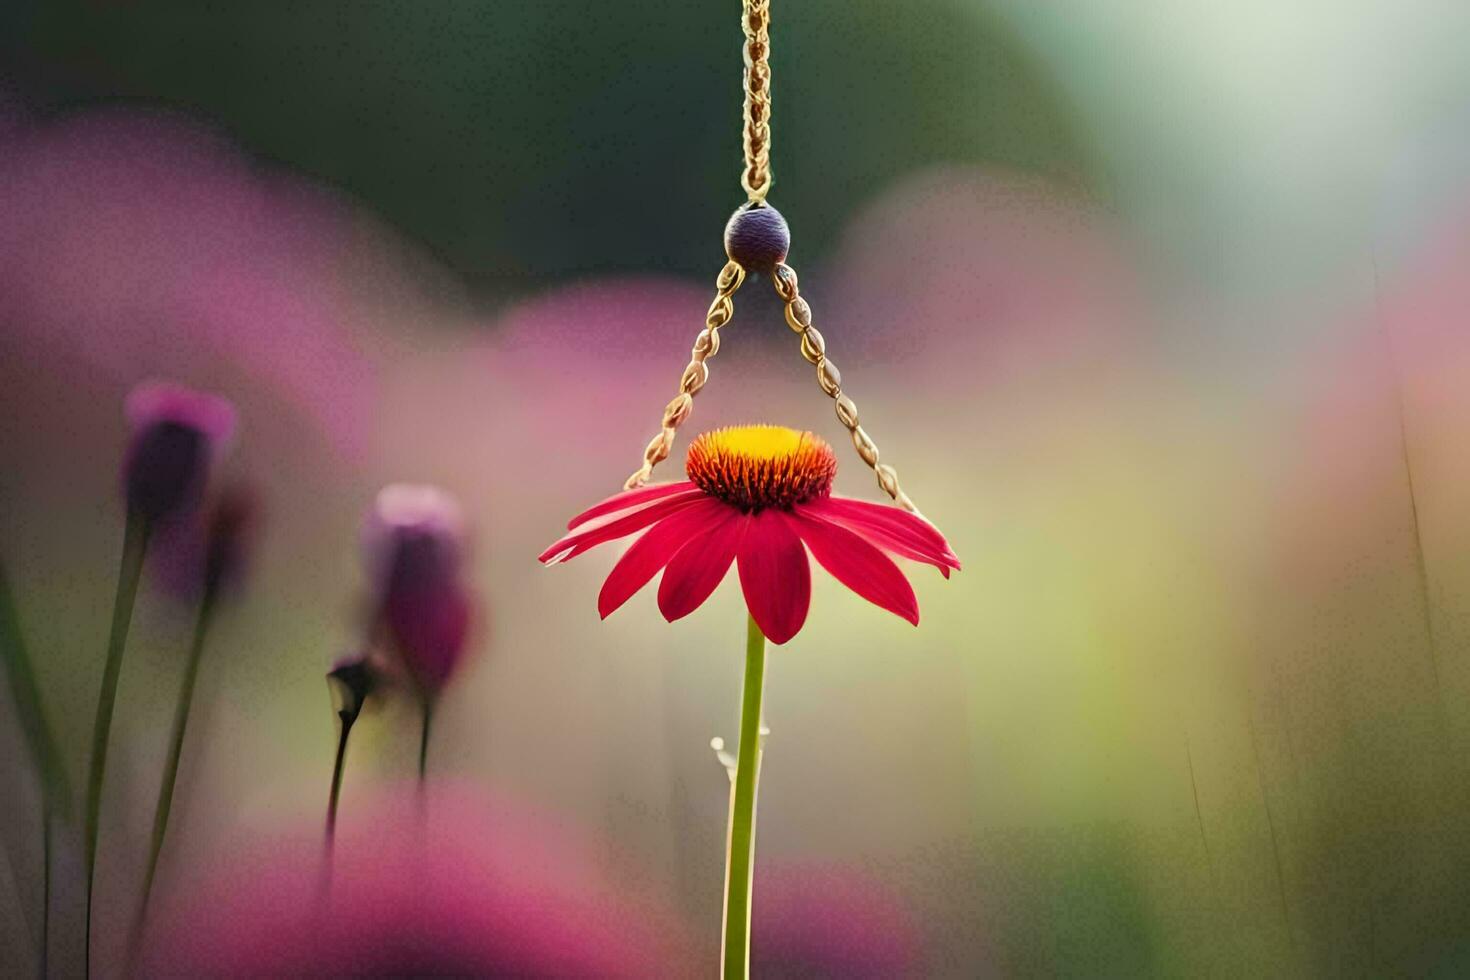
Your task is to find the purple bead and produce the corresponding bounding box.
[724,202,790,272]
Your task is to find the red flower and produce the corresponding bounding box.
[540,425,958,644]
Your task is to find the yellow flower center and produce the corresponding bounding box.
[686,425,837,511]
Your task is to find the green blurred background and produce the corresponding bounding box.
[4,1,1470,975]
[1,0,1090,291]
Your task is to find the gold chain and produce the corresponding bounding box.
[769,263,919,512]
[622,1,922,516]
[741,0,772,202]
[624,261,747,490]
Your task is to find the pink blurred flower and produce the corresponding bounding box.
[0,105,412,471]
[825,167,1144,396]
[752,863,922,977]
[122,380,237,523]
[140,782,690,976]
[372,277,723,528]
[1277,197,1470,587]
[150,483,261,602]
[363,484,476,692]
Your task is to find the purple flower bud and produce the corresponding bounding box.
[152,483,261,602]
[123,381,236,523]
[363,484,465,587]
[362,485,476,693]
[383,582,473,693]
[327,652,381,722]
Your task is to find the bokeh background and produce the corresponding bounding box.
[4,0,1470,974]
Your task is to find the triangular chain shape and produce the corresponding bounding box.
[624,258,919,515]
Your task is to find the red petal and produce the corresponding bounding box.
[737,511,812,644]
[809,497,960,570]
[657,510,747,622]
[539,490,707,564]
[597,499,729,618]
[566,481,699,530]
[792,510,920,626]
[801,499,958,577]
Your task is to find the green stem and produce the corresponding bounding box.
[131,584,218,954]
[84,509,150,975]
[0,556,71,979]
[326,712,356,844]
[721,614,767,979]
[418,697,434,782]
[0,560,73,813]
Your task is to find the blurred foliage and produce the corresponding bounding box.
[1,0,1091,295]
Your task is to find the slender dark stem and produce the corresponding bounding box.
[326,712,356,844]
[418,698,435,781]
[130,584,219,957]
[84,509,151,977]
[1371,254,1446,719]
[721,614,767,979]
[0,556,72,978]
[1247,710,1293,951]
[1184,734,1214,886]
[1388,348,1443,699]
[40,798,50,980]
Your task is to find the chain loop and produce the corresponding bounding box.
[741,0,773,202]
[768,262,920,513]
[624,261,748,490]
[622,3,924,516]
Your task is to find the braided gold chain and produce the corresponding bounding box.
[624,260,747,490]
[770,263,919,513]
[622,1,921,515]
[741,0,773,203]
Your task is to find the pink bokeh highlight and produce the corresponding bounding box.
[140,781,692,976]
[752,863,922,977]
[0,105,406,467]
